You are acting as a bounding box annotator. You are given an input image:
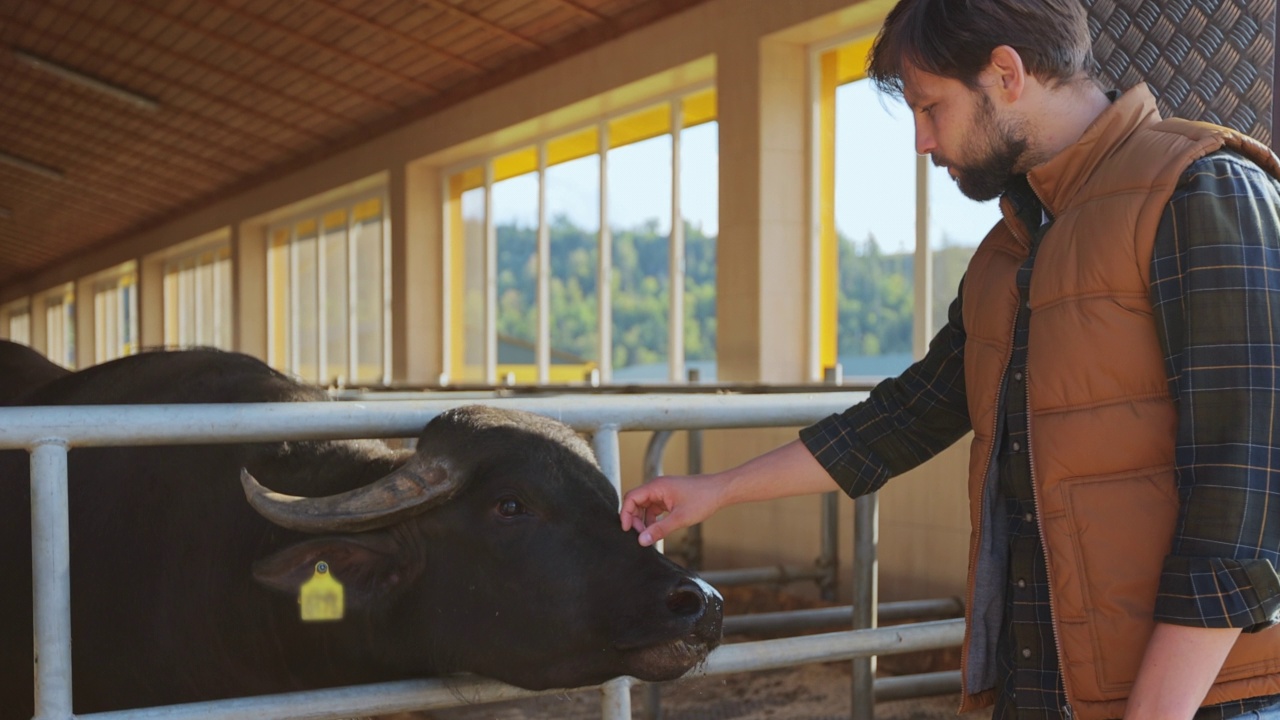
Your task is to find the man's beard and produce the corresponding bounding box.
[936,95,1028,201]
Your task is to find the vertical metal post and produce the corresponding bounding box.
[818,363,841,601]
[31,440,73,720]
[852,491,879,720]
[591,424,623,502]
[601,676,633,720]
[819,493,838,601]
[685,368,703,571]
[591,426,631,720]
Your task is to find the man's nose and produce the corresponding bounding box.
[914,122,935,156]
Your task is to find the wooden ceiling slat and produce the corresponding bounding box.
[1,81,252,180]
[206,0,441,94]
[9,38,315,162]
[25,6,340,149]
[320,1,487,74]
[538,0,608,22]
[117,1,398,120]
[407,0,546,51]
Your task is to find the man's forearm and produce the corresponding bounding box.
[1124,622,1241,720]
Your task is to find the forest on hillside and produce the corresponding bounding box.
[493,216,974,372]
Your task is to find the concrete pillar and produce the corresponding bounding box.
[391,161,442,385]
[716,32,810,383]
[233,223,267,359]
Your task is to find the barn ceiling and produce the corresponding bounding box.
[0,0,710,291]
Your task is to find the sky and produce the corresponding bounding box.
[483,78,1001,254]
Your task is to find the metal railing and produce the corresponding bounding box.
[5,392,966,720]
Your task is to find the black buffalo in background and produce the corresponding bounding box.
[0,347,722,716]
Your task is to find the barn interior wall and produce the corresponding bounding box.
[5,0,972,606]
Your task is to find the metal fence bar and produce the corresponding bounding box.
[852,492,879,720]
[21,391,940,720]
[31,440,73,720]
[590,425,631,720]
[0,392,869,449]
[723,597,964,636]
[76,620,966,720]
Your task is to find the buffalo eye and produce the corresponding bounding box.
[496,496,526,518]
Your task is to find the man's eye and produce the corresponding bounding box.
[497,497,526,518]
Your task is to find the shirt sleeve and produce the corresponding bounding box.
[1149,150,1280,632]
[798,282,972,498]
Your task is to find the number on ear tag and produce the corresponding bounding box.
[299,561,344,622]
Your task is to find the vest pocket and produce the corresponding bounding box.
[1050,465,1178,699]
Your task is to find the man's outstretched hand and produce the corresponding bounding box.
[620,474,727,547]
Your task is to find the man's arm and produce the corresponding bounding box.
[1135,150,1280,717]
[622,283,973,545]
[1126,624,1242,719]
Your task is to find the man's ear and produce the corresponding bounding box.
[252,531,420,609]
[986,45,1026,101]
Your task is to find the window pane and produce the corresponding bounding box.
[547,153,599,382]
[197,255,215,347]
[352,213,384,385]
[835,79,915,380]
[215,249,232,350]
[928,164,999,335]
[493,172,538,383]
[457,185,487,383]
[323,218,349,384]
[609,133,672,382]
[682,120,717,382]
[293,223,320,382]
[8,309,30,346]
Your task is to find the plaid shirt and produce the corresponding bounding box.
[800,150,1280,718]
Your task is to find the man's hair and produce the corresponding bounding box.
[867,0,1097,97]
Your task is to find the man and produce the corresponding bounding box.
[620,1,1280,718]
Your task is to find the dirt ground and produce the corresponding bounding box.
[420,663,985,720]
[420,587,988,720]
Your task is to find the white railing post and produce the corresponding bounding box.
[31,439,73,720]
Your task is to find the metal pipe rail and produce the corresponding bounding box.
[722,597,965,636]
[76,620,966,720]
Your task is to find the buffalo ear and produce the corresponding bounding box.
[252,532,419,609]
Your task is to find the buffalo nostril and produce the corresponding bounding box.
[666,579,706,617]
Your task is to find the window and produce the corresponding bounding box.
[92,266,139,363]
[163,244,233,350]
[814,35,999,381]
[268,195,389,386]
[3,301,30,345]
[43,287,76,369]
[444,86,718,385]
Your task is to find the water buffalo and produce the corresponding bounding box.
[0,339,69,404]
[0,349,722,716]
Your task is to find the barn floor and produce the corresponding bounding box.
[421,663,986,719]
[422,586,988,720]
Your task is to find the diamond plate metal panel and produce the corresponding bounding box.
[1083,0,1276,145]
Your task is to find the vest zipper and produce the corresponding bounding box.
[1019,175,1073,717]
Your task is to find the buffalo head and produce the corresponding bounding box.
[241,404,723,690]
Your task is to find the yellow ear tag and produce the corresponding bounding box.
[299,561,344,622]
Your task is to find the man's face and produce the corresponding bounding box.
[902,68,1028,201]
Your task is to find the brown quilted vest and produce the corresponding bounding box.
[958,85,1280,720]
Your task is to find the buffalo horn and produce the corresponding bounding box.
[240,455,461,533]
